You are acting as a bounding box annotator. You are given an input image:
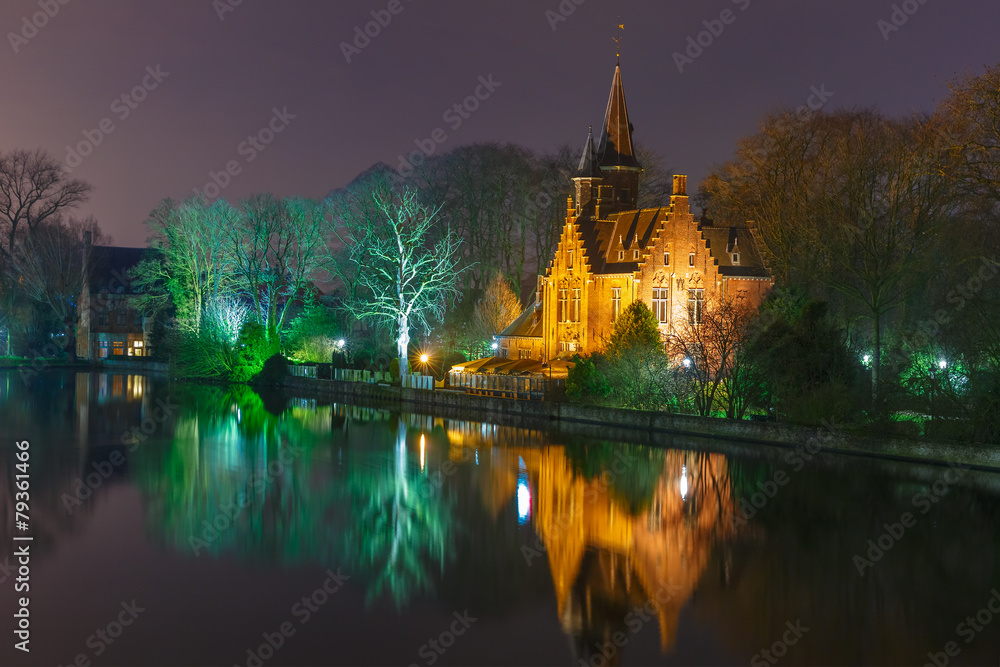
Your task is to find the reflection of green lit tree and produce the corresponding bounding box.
[341,417,455,609]
[564,440,667,514]
[134,384,344,565]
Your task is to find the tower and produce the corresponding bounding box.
[572,63,643,218]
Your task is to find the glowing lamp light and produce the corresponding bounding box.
[420,434,426,472]
[938,359,947,370]
[491,342,499,350]
[420,354,429,364]
[517,479,531,523]
[863,354,871,364]
[336,339,345,349]
[680,464,688,501]
[682,358,692,368]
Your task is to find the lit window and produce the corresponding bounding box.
[571,288,581,322]
[689,253,695,267]
[664,252,670,266]
[112,341,124,356]
[519,349,531,360]
[611,287,621,321]
[652,288,669,324]
[558,289,568,322]
[688,289,704,325]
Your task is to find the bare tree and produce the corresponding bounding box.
[0,149,92,260]
[471,271,522,344]
[335,186,465,376]
[131,197,238,333]
[668,296,759,417]
[10,217,109,361]
[228,194,327,336]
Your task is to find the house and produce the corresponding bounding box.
[498,62,773,361]
[76,235,154,360]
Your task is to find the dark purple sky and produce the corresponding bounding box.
[1,0,997,247]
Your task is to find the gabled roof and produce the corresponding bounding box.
[699,226,770,278]
[88,246,156,293]
[597,64,641,172]
[500,302,543,338]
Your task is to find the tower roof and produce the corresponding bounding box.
[597,64,642,172]
[574,126,602,179]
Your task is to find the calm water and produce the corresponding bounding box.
[1,371,1000,666]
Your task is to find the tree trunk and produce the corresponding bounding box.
[397,313,410,377]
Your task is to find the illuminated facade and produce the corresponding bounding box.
[498,63,773,361]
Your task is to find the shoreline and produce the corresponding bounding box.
[282,376,1000,474]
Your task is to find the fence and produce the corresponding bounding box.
[288,364,317,378]
[448,371,564,401]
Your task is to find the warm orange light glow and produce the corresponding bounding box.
[420,354,429,363]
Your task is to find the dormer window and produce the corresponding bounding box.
[633,249,639,260]
[689,253,695,267]
[618,250,624,261]
[732,252,740,264]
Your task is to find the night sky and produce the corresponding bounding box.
[1,0,997,247]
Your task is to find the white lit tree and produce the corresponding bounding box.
[334,183,464,376]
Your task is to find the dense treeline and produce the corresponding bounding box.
[570,64,1000,441]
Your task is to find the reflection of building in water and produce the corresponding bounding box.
[444,424,732,658]
[75,372,151,447]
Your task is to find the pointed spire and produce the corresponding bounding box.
[597,64,641,172]
[574,126,601,179]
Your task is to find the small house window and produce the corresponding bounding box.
[611,287,621,321]
[732,253,740,264]
[689,253,695,267]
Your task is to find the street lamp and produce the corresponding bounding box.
[336,339,345,349]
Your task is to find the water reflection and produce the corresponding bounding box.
[2,371,1000,665]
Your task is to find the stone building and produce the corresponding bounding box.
[498,62,772,361]
[76,238,154,360]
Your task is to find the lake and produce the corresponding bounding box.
[1,370,999,666]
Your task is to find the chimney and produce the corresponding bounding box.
[672,175,688,196]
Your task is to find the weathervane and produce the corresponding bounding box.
[613,20,623,63]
